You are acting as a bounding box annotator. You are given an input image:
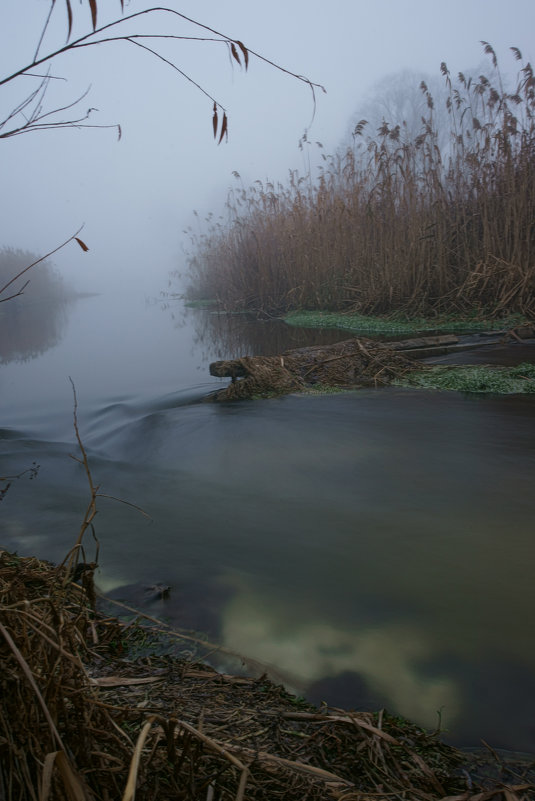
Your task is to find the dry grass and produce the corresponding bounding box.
[186,44,535,319]
[0,552,128,801]
[2,549,535,801]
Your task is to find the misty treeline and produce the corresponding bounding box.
[0,248,70,303]
[185,44,535,318]
[0,249,72,363]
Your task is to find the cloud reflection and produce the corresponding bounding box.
[221,584,460,730]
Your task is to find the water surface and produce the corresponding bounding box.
[2,292,535,752]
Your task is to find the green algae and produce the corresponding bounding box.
[284,310,526,336]
[396,363,535,395]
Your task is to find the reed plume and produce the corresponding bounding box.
[186,44,535,319]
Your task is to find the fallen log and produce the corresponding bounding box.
[388,334,459,350]
[209,337,417,400]
[393,326,535,359]
[209,326,535,401]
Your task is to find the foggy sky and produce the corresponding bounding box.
[2,0,535,295]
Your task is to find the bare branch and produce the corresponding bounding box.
[124,37,225,113]
[33,1,55,61]
[96,492,152,521]
[63,377,151,578]
[69,377,97,498]
[0,118,119,139]
[0,279,31,304]
[64,377,99,578]
[0,71,120,139]
[0,5,324,140]
[0,225,85,300]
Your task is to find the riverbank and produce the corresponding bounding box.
[1,549,534,801]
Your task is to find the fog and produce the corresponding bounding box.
[3,3,535,751]
[2,0,535,296]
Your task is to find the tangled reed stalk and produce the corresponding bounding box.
[209,337,416,400]
[186,44,535,319]
[0,552,123,800]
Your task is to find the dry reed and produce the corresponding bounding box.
[2,550,534,801]
[209,337,417,400]
[186,44,535,319]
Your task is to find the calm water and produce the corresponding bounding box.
[2,293,535,751]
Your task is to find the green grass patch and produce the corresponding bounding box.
[284,310,526,336]
[396,363,535,394]
[302,384,354,396]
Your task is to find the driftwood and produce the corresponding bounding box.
[388,325,535,359]
[209,337,416,400]
[209,326,535,401]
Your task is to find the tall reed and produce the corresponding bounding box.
[185,45,535,318]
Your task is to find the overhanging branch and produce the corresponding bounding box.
[0,5,325,142]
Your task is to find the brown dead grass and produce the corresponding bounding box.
[210,337,417,400]
[186,45,535,319]
[1,549,534,801]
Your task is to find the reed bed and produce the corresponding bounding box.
[186,45,535,319]
[2,548,535,801]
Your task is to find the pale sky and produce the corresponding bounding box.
[1,0,534,294]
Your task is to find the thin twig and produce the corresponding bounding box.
[0,226,85,299]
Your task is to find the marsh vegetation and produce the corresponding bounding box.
[397,361,535,394]
[283,309,527,335]
[186,45,535,319]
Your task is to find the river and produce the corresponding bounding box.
[2,291,535,753]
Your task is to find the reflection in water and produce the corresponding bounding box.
[2,295,535,752]
[220,584,460,730]
[0,298,69,363]
[0,248,74,363]
[181,303,352,363]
